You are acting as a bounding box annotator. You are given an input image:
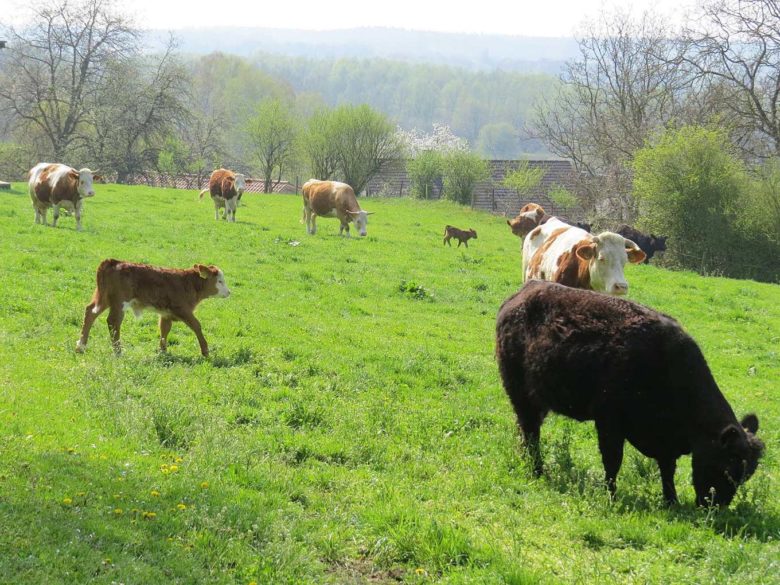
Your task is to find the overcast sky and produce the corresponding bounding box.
[2,0,698,37]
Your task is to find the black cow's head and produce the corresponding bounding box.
[692,414,764,507]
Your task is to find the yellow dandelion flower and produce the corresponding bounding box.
[175,457,183,463]
[200,481,209,489]
[150,490,160,497]
[161,468,170,475]
[169,465,179,473]
[142,511,157,520]
[113,508,123,515]
[249,581,258,585]
[177,503,187,511]
[62,497,73,505]
[415,568,426,576]
[76,491,86,497]
[160,464,169,471]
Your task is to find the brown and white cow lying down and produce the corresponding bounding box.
[28,163,102,231]
[302,179,373,237]
[76,259,230,356]
[496,280,764,506]
[522,217,645,295]
[199,169,252,222]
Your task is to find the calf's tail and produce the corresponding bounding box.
[92,258,121,313]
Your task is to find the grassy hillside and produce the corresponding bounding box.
[0,184,777,584]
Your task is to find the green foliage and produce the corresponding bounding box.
[744,159,780,246]
[549,184,578,209]
[633,126,780,282]
[0,142,32,181]
[300,108,340,180]
[503,160,546,195]
[157,136,190,184]
[407,150,444,199]
[246,98,299,193]
[442,151,490,205]
[0,184,778,583]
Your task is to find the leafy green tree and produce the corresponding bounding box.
[503,160,546,198]
[549,185,578,210]
[330,105,402,194]
[407,150,444,199]
[442,151,489,206]
[633,125,779,281]
[300,108,340,181]
[246,99,299,193]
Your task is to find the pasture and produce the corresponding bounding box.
[0,183,777,584]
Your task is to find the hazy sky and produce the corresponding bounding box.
[3,0,697,36]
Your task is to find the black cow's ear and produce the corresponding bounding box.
[741,414,759,434]
[719,424,741,447]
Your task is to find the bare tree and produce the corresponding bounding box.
[532,11,688,220]
[679,0,780,158]
[0,0,138,160]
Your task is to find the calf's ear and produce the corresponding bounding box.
[719,424,742,448]
[194,264,210,279]
[741,414,759,434]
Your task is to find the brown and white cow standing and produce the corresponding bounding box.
[522,217,645,295]
[28,163,102,231]
[76,259,230,356]
[302,179,373,237]
[506,203,551,238]
[199,169,252,222]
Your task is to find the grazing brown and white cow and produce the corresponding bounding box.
[507,203,550,238]
[302,179,373,237]
[76,259,230,357]
[199,169,252,222]
[522,217,645,295]
[28,163,102,231]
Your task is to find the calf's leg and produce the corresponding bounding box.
[178,311,209,356]
[76,297,106,352]
[107,305,125,354]
[159,316,173,352]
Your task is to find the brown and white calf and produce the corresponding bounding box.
[522,217,646,295]
[76,259,230,356]
[28,163,102,231]
[199,169,252,222]
[302,179,373,237]
[443,225,477,247]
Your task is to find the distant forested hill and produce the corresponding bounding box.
[154,27,577,73]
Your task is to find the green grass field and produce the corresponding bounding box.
[0,183,777,584]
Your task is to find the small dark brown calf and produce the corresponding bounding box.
[443,225,477,248]
[76,259,230,356]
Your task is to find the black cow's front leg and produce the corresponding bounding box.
[596,419,624,497]
[657,458,678,505]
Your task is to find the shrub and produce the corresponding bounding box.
[441,151,489,206]
[407,150,443,199]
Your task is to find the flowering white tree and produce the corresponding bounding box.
[396,123,469,156]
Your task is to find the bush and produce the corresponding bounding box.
[441,151,489,206]
[407,150,444,199]
[633,126,780,282]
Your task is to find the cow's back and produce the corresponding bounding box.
[522,219,586,281]
[497,281,689,421]
[209,169,235,199]
[29,163,74,204]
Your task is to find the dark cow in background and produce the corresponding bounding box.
[302,179,373,237]
[574,221,592,233]
[199,168,252,222]
[616,225,667,264]
[76,259,230,356]
[28,162,102,231]
[496,281,764,506]
[443,225,477,247]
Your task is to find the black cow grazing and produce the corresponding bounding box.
[495,281,764,506]
[616,225,667,264]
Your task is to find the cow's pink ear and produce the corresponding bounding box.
[194,264,210,279]
[69,170,79,180]
[535,208,544,220]
[576,243,596,261]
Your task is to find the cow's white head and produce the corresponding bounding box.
[234,173,252,197]
[348,209,374,237]
[575,232,646,295]
[71,168,101,198]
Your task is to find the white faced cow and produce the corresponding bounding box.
[28,163,102,231]
[199,169,252,222]
[522,218,646,295]
[302,179,373,237]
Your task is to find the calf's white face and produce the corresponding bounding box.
[215,270,230,298]
[577,233,645,295]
